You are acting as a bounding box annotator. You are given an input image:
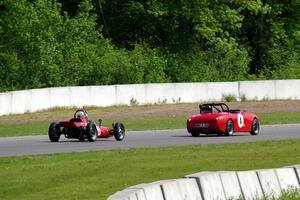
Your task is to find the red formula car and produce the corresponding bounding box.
[187,103,259,137]
[48,110,125,142]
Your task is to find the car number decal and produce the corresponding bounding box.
[237,114,244,128]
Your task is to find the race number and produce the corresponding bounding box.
[237,114,244,128]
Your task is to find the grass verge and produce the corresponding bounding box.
[0,139,300,200]
[1,112,300,137]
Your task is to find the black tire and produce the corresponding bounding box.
[113,122,125,141]
[191,131,200,137]
[78,134,85,142]
[225,119,234,136]
[48,122,61,142]
[250,118,260,135]
[86,122,97,142]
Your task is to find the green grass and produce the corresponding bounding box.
[258,112,300,125]
[0,139,300,200]
[1,112,300,137]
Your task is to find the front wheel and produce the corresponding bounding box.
[86,122,97,142]
[225,119,234,136]
[191,131,200,137]
[48,122,61,142]
[113,123,125,141]
[250,118,260,135]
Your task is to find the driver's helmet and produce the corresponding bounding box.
[201,105,212,113]
[76,111,86,118]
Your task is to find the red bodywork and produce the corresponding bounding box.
[187,103,259,135]
[58,117,113,138]
[49,109,125,142]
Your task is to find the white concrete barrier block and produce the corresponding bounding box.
[127,193,137,200]
[206,82,239,101]
[145,83,176,104]
[128,184,148,200]
[69,86,91,107]
[116,84,146,105]
[161,180,183,200]
[108,188,145,200]
[173,83,207,103]
[0,93,12,116]
[176,178,202,200]
[276,168,300,191]
[295,167,300,186]
[90,85,117,107]
[275,80,300,100]
[257,169,281,198]
[239,80,275,100]
[193,172,226,200]
[132,182,164,200]
[50,87,71,108]
[219,171,243,200]
[107,190,129,200]
[30,88,51,112]
[237,171,264,200]
[133,189,146,200]
[11,90,31,114]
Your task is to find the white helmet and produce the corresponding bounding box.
[76,111,86,118]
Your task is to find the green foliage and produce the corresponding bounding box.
[0,0,300,92]
[240,94,247,102]
[277,188,300,200]
[222,94,237,102]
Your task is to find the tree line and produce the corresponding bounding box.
[0,0,299,92]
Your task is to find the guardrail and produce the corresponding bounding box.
[0,79,300,116]
[107,165,300,200]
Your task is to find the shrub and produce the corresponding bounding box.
[222,94,237,102]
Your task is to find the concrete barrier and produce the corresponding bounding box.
[219,171,243,200]
[188,172,226,200]
[0,93,12,116]
[276,168,300,191]
[257,169,281,198]
[175,178,202,200]
[237,171,264,200]
[107,165,300,200]
[239,80,276,100]
[1,79,300,116]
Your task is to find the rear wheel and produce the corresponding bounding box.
[113,123,125,141]
[48,122,61,142]
[225,119,234,136]
[191,131,200,137]
[250,118,260,135]
[86,122,97,142]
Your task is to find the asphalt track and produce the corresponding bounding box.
[0,124,300,157]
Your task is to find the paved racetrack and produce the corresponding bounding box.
[0,124,300,157]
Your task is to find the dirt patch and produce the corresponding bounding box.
[1,100,300,124]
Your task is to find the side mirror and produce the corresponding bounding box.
[98,119,102,126]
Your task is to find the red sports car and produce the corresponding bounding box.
[48,110,125,142]
[187,103,259,137]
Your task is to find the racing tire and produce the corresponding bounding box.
[48,122,61,142]
[113,122,125,141]
[250,118,260,135]
[78,134,85,142]
[191,131,200,137]
[225,119,234,136]
[86,122,97,142]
